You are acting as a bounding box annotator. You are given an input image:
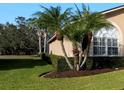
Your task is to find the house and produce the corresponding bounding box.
[48,5,124,57]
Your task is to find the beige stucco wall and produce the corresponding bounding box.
[49,37,73,57]
[104,8,124,56]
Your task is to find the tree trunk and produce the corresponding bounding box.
[44,32,47,53]
[38,35,42,54]
[72,42,79,71]
[80,46,89,68]
[79,32,93,69]
[60,40,73,70]
[79,51,83,66]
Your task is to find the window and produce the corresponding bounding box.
[93,37,106,55]
[93,28,118,56]
[107,38,118,55]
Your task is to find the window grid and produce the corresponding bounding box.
[93,37,118,56]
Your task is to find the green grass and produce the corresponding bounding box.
[0,55,124,90]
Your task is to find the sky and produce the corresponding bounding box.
[0,3,124,24]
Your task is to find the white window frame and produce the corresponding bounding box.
[92,27,119,57]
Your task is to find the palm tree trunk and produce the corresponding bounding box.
[44,32,47,53]
[60,40,73,70]
[80,32,92,68]
[38,36,42,54]
[80,46,88,68]
[56,31,73,70]
[72,42,79,71]
[79,51,83,66]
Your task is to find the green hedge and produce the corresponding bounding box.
[85,58,94,70]
[90,57,124,69]
[40,53,52,64]
[79,57,124,70]
[41,53,124,71]
[50,54,73,72]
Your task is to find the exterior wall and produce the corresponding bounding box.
[104,9,124,56]
[49,37,73,57]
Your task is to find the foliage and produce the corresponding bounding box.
[33,6,72,34]
[50,54,73,72]
[85,58,94,70]
[40,53,52,64]
[79,57,124,70]
[64,4,113,43]
[92,57,124,69]
[0,17,39,55]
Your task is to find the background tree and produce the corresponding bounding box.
[0,17,38,55]
[27,17,49,54]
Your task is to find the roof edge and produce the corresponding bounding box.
[101,5,124,14]
[47,34,56,44]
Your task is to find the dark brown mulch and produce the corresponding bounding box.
[43,68,123,78]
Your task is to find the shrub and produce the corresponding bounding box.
[50,54,73,72]
[85,58,94,70]
[111,57,124,67]
[50,55,124,71]
[40,53,52,64]
[89,57,124,69]
[50,54,59,69]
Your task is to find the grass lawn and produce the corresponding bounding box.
[0,55,124,90]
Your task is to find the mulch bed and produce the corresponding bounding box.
[42,67,124,78]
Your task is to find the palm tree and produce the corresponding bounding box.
[64,4,113,71]
[73,4,113,69]
[64,20,84,71]
[33,6,74,69]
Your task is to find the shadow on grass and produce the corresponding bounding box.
[0,59,48,70]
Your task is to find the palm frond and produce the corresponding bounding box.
[32,11,42,17]
[74,3,82,18]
